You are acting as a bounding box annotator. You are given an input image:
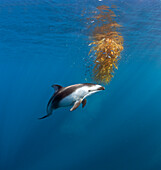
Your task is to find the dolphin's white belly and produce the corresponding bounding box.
[59,89,85,107]
[59,94,76,107]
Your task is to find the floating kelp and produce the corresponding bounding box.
[88,5,124,84]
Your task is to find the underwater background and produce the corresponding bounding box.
[0,0,161,169]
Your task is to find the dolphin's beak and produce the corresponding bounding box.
[98,86,105,91]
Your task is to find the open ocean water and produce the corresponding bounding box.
[0,0,161,169]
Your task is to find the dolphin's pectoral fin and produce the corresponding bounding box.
[70,99,83,112]
[82,99,87,108]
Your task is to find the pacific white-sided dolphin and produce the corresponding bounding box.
[39,83,105,119]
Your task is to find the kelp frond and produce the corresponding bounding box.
[88,5,124,84]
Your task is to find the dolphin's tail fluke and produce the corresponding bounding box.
[38,112,52,120]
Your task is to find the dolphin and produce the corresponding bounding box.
[39,83,105,119]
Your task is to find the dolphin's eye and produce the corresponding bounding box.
[88,90,92,92]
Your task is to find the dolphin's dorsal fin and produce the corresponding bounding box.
[51,84,63,93]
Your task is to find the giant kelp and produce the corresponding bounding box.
[88,5,124,84]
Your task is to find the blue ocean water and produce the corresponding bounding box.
[0,0,161,169]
